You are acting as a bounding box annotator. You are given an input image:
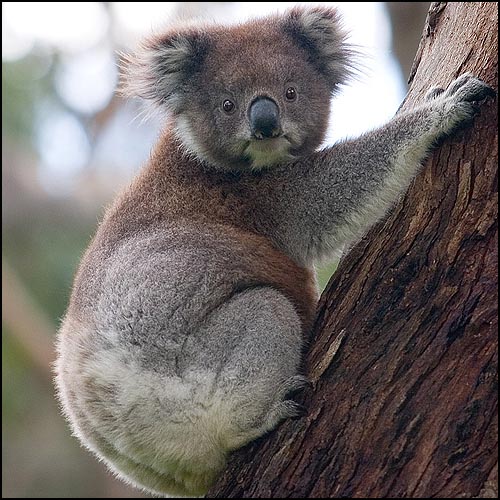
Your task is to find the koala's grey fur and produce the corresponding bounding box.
[55,5,495,498]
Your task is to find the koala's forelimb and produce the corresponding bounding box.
[261,74,495,264]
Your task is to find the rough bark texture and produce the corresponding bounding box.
[209,2,498,498]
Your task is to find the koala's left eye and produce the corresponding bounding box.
[222,99,235,113]
[285,87,297,101]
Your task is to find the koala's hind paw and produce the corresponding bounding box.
[266,399,307,426]
[278,375,311,399]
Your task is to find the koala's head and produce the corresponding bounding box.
[124,6,356,172]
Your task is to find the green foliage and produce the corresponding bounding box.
[3,216,94,323]
[2,54,54,143]
[317,260,338,291]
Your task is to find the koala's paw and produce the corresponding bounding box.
[428,73,495,135]
[425,86,445,101]
[257,376,310,432]
[267,399,307,425]
[278,375,311,399]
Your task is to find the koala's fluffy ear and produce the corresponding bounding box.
[121,27,210,112]
[282,6,357,91]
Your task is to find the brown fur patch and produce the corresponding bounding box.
[233,229,319,332]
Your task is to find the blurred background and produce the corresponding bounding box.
[2,2,429,497]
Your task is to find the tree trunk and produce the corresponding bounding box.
[208,2,498,498]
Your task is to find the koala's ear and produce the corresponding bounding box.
[121,27,211,112]
[282,6,357,90]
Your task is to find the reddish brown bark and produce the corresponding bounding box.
[208,2,498,498]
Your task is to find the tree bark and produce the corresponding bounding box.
[208,2,498,498]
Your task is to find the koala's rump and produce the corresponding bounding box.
[56,221,316,493]
[55,223,258,492]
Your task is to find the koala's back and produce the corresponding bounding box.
[65,134,318,339]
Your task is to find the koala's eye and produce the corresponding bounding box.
[285,87,297,101]
[222,99,235,113]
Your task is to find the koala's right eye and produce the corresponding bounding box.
[285,87,297,101]
[222,99,235,114]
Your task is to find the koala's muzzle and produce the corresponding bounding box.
[249,97,281,139]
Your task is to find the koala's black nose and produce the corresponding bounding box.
[249,97,281,139]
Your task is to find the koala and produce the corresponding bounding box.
[55,6,494,498]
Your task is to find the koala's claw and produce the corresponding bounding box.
[444,74,496,103]
[278,375,311,399]
[268,399,306,422]
[289,403,308,419]
[425,87,445,101]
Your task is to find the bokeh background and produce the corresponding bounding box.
[2,2,429,497]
